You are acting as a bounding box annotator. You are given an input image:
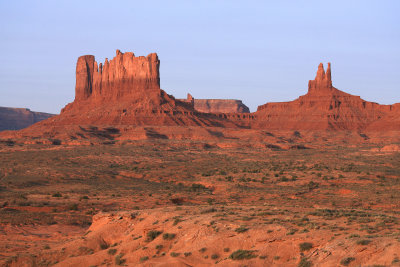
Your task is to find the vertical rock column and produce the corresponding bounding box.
[75,55,95,101]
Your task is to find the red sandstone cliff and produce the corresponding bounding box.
[14,50,238,131]
[254,63,399,131]
[0,52,399,143]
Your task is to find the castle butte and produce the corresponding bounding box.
[1,50,399,144]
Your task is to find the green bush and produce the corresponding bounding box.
[211,254,219,259]
[229,250,257,260]
[298,257,312,267]
[147,230,162,241]
[356,239,371,245]
[140,256,149,262]
[299,242,313,251]
[235,225,249,233]
[340,257,355,266]
[199,247,207,253]
[108,248,117,255]
[162,233,176,240]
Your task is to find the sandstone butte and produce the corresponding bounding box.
[0,50,399,143]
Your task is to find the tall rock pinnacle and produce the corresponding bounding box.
[308,62,332,91]
[74,50,160,103]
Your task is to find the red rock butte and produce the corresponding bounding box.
[255,62,400,131]
[1,50,399,143]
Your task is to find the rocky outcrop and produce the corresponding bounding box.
[194,99,250,113]
[179,94,250,113]
[74,50,160,103]
[0,107,54,131]
[1,53,399,143]
[255,63,399,131]
[308,62,332,91]
[10,50,240,135]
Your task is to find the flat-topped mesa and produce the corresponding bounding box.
[178,93,250,113]
[308,63,332,91]
[75,49,160,103]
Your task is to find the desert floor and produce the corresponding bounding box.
[0,140,399,266]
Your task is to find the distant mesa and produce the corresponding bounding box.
[179,93,250,113]
[0,107,54,131]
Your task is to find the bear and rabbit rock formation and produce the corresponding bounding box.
[1,50,399,144]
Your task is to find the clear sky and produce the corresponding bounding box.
[0,0,399,113]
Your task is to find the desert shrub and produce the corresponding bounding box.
[211,254,219,259]
[162,233,176,240]
[52,139,62,145]
[348,234,360,238]
[170,252,180,257]
[229,250,257,260]
[191,183,207,192]
[115,254,125,265]
[68,203,79,211]
[200,207,217,214]
[184,252,192,257]
[147,230,162,241]
[140,256,149,262]
[356,239,371,245]
[340,257,355,266]
[100,242,109,250]
[298,257,312,267]
[224,248,230,252]
[173,218,182,225]
[155,244,163,250]
[52,193,62,197]
[307,181,319,190]
[299,242,313,251]
[108,248,117,255]
[199,247,207,253]
[235,225,249,233]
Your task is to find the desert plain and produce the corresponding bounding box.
[0,50,399,267]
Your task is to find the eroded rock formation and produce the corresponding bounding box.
[74,50,160,103]
[0,53,398,144]
[255,63,399,131]
[15,50,240,132]
[0,107,54,131]
[179,94,250,113]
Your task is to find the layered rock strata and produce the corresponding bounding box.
[255,63,399,131]
[179,94,250,113]
[0,107,54,131]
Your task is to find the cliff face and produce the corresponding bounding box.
[0,107,54,131]
[29,50,237,129]
[194,99,250,113]
[179,94,250,113]
[255,63,399,131]
[74,50,160,104]
[1,52,399,143]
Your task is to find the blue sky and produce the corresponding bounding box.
[0,0,399,113]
